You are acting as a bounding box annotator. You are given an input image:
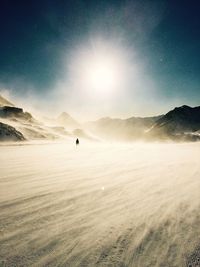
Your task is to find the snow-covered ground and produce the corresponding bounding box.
[0,141,200,266]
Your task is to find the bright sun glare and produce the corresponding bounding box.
[84,57,118,93]
[70,41,128,97]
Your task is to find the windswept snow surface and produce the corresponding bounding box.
[0,142,200,266]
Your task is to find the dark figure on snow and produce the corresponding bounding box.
[76,138,79,146]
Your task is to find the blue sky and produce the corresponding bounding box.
[0,0,199,118]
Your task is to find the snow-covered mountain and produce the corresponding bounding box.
[148,105,200,141]
[0,94,88,141]
[0,93,200,142]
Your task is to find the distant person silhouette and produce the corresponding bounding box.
[76,138,79,146]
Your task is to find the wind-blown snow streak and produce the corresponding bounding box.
[0,142,200,266]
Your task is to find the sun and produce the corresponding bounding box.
[68,40,129,98]
[84,57,117,93]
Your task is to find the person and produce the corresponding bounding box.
[76,138,79,146]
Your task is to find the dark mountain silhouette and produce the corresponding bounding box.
[0,106,34,122]
[0,122,25,141]
[148,105,200,141]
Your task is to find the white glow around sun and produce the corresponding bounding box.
[68,41,130,98]
[84,56,119,93]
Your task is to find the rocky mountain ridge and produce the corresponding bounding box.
[0,93,199,142]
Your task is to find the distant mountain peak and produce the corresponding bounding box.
[57,112,76,122]
[180,105,191,109]
[148,104,200,140]
[59,112,70,117]
[168,105,200,118]
[57,112,79,128]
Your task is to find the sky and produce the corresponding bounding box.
[0,0,199,119]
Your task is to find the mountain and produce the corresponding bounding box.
[0,94,36,122]
[0,106,35,122]
[0,122,25,141]
[57,112,79,129]
[0,94,14,107]
[86,115,162,141]
[0,95,59,140]
[148,105,200,141]
[0,93,199,142]
[0,95,82,141]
